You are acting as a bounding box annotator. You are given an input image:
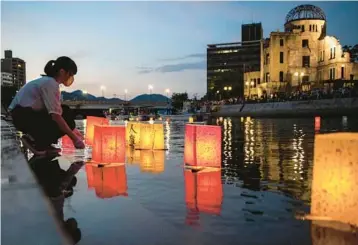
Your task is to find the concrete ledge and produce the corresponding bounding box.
[1,120,70,245]
[213,98,358,117]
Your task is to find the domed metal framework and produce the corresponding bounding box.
[285,4,326,24]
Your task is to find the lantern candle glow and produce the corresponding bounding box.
[184,124,222,168]
[136,123,165,150]
[125,122,141,147]
[85,116,109,146]
[92,125,126,164]
[310,133,358,227]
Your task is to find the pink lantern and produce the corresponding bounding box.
[184,124,222,168]
[92,125,126,164]
[85,116,109,146]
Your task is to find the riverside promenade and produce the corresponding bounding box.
[212,97,358,118]
[1,119,70,245]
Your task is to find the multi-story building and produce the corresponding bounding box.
[1,50,26,89]
[244,4,358,99]
[207,23,262,100]
[1,72,14,87]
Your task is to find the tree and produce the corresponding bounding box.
[171,92,188,113]
[343,44,358,63]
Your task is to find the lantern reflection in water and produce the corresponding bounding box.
[185,168,223,220]
[136,123,165,150]
[85,164,94,189]
[310,133,358,227]
[184,124,221,168]
[87,163,128,199]
[139,150,165,174]
[60,135,75,154]
[85,116,109,146]
[126,147,141,165]
[92,125,126,164]
[126,122,141,147]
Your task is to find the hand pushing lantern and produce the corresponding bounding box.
[92,125,126,164]
[85,116,109,146]
[184,124,222,168]
[311,133,358,227]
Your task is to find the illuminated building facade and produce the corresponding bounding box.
[207,23,262,100]
[1,50,26,89]
[244,4,358,98]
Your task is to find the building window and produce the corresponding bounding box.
[302,39,309,48]
[330,68,336,80]
[265,53,270,65]
[257,78,261,85]
[265,73,270,83]
[280,52,284,64]
[309,25,312,32]
[279,71,284,82]
[341,66,345,79]
[280,39,284,47]
[330,47,336,59]
[302,56,310,67]
[351,74,354,80]
[301,25,305,32]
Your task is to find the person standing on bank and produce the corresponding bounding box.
[9,56,85,155]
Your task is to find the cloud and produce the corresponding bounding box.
[159,53,206,61]
[137,60,206,74]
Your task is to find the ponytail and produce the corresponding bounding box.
[44,60,56,77]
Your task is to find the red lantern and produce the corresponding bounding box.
[314,116,321,132]
[85,116,109,146]
[184,124,222,168]
[60,135,75,154]
[92,125,126,164]
[184,168,223,215]
[91,164,128,199]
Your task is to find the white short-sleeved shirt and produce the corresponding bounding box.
[9,76,63,115]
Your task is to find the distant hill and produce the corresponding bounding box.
[130,94,170,103]
[61,90,123,102]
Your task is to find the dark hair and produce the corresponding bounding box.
[44,56,77,77]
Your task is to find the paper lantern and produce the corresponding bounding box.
[92,125,126,164]
[92,164,128,199]
[60,135,74,154]
[125,122,141,147]
[136,123,165,150]
[125,148,141,165]
[189,117,194,123]
[184,168,223,215]
[184,124,221,168]
[139,150,165,174]
[85,164,94,189]
[85,116,109,145]
[315,117,321,132]
[311,220,358,245]
[311,133,358,227]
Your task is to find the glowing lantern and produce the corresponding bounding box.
[184,168,223,215]
[311,133,358,227]
[314,117,321,132]
[139,150,165,174]
[85,116,109,145]
[92,125,126,164]
[189,117,194,123]
[60,135,74,154]
[125,122,141,147]
[92,164,128,199]
[85,164,94,189]
[125,148,141,164]
[136,123,165,150]
[184,124,221,168]
[311,220,358,245]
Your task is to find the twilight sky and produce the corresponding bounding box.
[2,1,358,99]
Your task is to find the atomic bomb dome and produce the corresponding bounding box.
[285,4,326,24]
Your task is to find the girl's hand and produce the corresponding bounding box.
[72,137,85,149]
[73,128,84,140]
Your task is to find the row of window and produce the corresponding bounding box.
[309,24,318,32]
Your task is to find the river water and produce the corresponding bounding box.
[34,116,358,244]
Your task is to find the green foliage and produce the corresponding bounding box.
[171,92,188,112]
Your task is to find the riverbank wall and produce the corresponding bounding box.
[212,98,358,118]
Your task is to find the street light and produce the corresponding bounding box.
[124,89,128,101]
[83,90,88,94]
[228,86,232,91]
[165,88,170,97]
[224,86,228,91]
[148,84,153,94]
[100,86,106,97]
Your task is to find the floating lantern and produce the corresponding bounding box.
[60,135,74,154]
[136,123,165,150]
[189,116,194,123]
[85,116,109,146]
[126,122,141,147]
[184,124,221,168]
[92,125,126,164]
[184,168,223,215]
[125,147,141,164]
[314,116,321,132]
[139,150,165,174]
[311,133,358,227]
[92,164,128,199]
